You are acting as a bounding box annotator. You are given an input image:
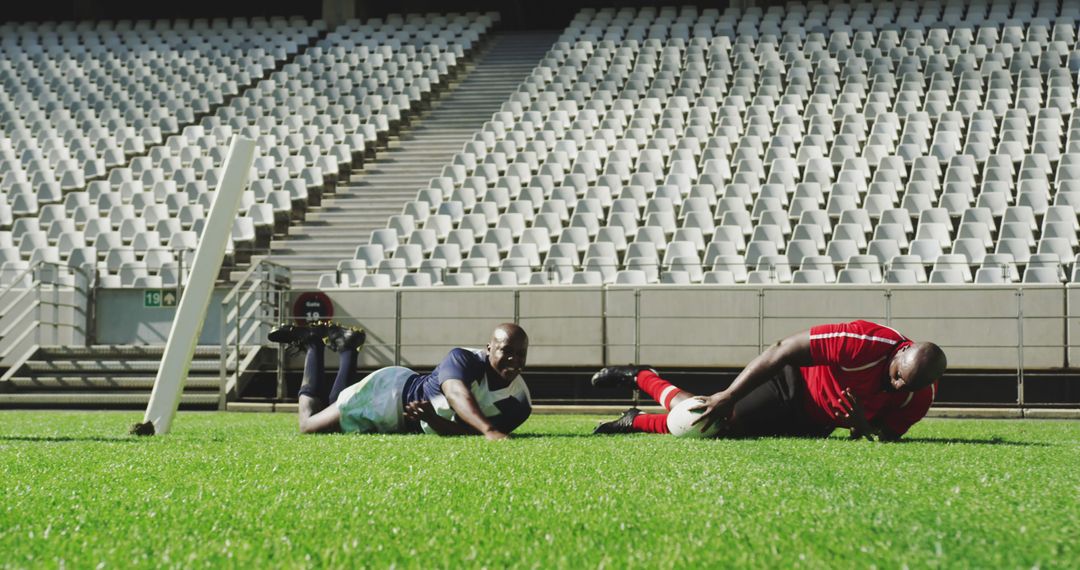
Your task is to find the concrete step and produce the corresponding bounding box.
[0,392,220,407]
[22,360,224,373]
[7,376,220,390]
[35,345,223,358]
[270,250,361,259]
[266,30,563,288]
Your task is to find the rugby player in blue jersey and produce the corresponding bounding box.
[269,322,531,440]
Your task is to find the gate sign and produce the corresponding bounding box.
[293,292,334,323]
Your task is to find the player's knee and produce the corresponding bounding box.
[668,391,693,408]
[298,419,320,434]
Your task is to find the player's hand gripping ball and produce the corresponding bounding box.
[666,397,723,438]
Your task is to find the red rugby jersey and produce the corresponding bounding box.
[801,320,937,436]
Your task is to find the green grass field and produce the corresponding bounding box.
[1,412,1077,569]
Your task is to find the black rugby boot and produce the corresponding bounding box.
[590,365,656,389]
[592,408,644,435]
[326,324,367,353]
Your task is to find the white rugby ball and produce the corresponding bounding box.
[666,397,722,438]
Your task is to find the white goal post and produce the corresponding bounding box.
[133,136,257,435]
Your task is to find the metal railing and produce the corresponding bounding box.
[298,283,1076,407]
[218,259,291,407]
[326,258,1050,287]
[0,261,94,378]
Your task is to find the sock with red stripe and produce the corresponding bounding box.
[631,413,671,434]
[636,369,685,411]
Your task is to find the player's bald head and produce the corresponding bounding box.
[491,323,528,346]
[905,342,947,389]
[488,323,529,381]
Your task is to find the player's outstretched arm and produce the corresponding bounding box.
[692,330,813,431]
[403,400,478,436]
[441,379,510,440]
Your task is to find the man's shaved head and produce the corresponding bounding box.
[491,323,528,345]
[888,341,947,392]
[908,342,947,388]
[487,323,529,382]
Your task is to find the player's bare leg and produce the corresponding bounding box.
[298,395,342,434]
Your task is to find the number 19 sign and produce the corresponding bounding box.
[144,289,179,308]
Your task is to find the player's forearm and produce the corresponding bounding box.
[442,381,503,437]
[449,402,500,436]
[726,333,812,401]
[725,352,783,400]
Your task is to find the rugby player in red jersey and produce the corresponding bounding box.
[591,320,946,441]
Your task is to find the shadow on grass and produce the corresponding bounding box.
[894,436,1049,447]
[0,435,143,444]
[511,433,599,439]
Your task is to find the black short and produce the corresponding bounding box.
[728,366,833,438]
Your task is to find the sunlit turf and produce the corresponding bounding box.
[0,411,1077,568]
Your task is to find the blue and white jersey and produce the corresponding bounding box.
[402,348,532,434]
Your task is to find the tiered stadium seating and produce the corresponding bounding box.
[329,1,1080,287]
[0,16,322,286]
[0,13,497,288]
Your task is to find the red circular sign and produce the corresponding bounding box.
[293,292,334,324]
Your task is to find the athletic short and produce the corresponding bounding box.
[728,366,834,438]
[336,366,416,434]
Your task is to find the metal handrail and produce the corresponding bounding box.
[0,261,95,378]
[218,259,291,406]
[288,282,1075,409]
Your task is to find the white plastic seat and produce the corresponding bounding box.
[353,243,385,267]
[799,255,837,283]
[1019,265,1062,282]
[974,267,1007,284]
[392,244,424,271]
[914,222,953,249]
[995,238,1032,265]
[884,269,919,284]
[118,261,149,287]
[547,223,587,254]
[846,255,882,283]
[825,239,860,265]
[370,228,400,251]
[376,258,408,285]
[951,238,987,265]
[583,256,617,284]
[933,254,973,283]
[336,260,369,287]
[908,239,944,264]
[624,256,660,284]
[792,269,827,284]
[711,255,748,283]
[836,268,873,284]
[399,273,432,287]
[660,270,691,285]
[614,270,648,285]
[443,273,476,287]
[570,271,602,285]
[360,274,393,288]
[885,254,928,282]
